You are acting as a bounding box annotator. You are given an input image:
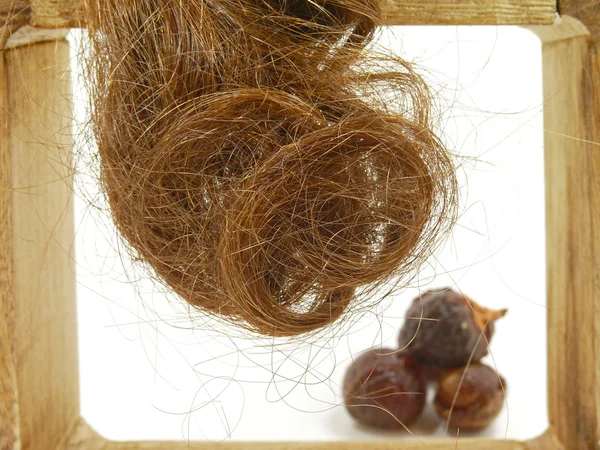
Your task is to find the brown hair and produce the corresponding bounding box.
[83,0,457,337]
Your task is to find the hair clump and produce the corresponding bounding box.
[84,0,457,337]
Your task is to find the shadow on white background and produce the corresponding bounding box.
[71,25,547,442]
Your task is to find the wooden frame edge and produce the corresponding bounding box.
[0,37,79,450]
[63,418,564,450]
[530,9,600,449]
[0,0,558,47]
[1,3,599,450]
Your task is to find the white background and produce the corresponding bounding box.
[71,25,548,443]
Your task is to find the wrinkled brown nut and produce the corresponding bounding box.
[343,348,426,430]
[398,288,507,368]
[434,363,506,431]
[419,364,444,383]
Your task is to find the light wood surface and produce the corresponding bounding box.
[382,0,556,25]
[64,419,537,450]
[30,0,82,27]
[0,0,30,45]
[523,430,564,450]
[558,0,600,36]
[532,12,600,450]
[0,40,18,450]
[0,40,79,450]
[0,0,79,46]
[63,419,565,450]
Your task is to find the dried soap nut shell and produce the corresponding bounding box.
[398,288,507,368]
[343,348,426,430]
[434,363,506,431]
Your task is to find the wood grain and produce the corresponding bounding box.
[381,0,556,25]
[0,0,558,46]
[534,17,600,450]
[0,0,80,46]
[522,430,564,450]
[65,419,531,450]
[0,0,30,46]
[63,419,566,450]
[30,0,81,27]
[559,0,600,37]
[0,44,19,450]
[1,39,79,450]
[528,16,590,44]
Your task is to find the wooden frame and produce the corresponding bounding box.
[0,0,598,449]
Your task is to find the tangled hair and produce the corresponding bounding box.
[84,0,457,337]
